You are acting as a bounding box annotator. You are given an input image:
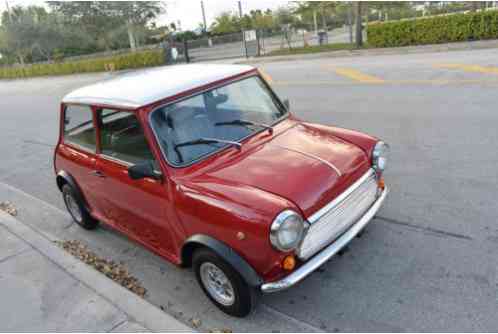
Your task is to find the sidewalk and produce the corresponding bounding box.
[233,38,498,65]
[0,210,192,332]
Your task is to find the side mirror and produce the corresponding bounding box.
[283,99,290,111]
[128,161,162,181]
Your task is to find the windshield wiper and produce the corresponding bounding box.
[215,119,273,134]
[174,137,242,151]
[173,138,242,163]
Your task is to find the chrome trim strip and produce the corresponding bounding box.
[271,144,342,176]
[201,137,242,149]
[63,96,140,110]
[260,186,388,293]
[308,169,375,224]
[98,154,133,167]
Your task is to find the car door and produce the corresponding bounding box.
[60,104,102,216]
[92,108,175,257]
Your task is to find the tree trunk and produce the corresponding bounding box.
[320,5,327,31]
[313,9,318,36]
[365,3,369,43]
[355,2,363,48]
[127,22,137,50]
[17,52,25,66]
[348,4,353,44]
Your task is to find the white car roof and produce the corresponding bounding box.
[62,64,255,109]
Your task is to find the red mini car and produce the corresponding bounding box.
[54,64,389,317]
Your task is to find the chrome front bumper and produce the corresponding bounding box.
[260,187,388,293]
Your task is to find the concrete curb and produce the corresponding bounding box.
[237,39,498,65]
[0,210,193,333]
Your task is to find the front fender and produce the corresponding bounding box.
[173,180,298,282]
[182,234,263,287]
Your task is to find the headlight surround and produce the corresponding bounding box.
[372,141,389,172]
[270,210,306,252]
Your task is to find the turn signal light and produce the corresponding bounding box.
[378,176,385,190]
[282,255,296,271]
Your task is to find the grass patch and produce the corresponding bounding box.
[266,43,370,56]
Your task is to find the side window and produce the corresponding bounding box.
[64,105,96,151]
[98,110,155,165]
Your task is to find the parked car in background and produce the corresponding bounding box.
[54,64,389,317]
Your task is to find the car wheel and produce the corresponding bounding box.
[193,248,256,317]
[62,184,99,230]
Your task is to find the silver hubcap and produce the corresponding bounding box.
[200,262,235,306]
[64,192,82,222]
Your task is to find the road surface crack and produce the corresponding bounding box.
[376,216,472,241]
[22,139,54,148]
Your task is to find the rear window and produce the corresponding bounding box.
[64,105,96,151]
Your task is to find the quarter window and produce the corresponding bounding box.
[64,105,96,151]
[98,110,155,165]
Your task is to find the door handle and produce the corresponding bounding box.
[90,170,106,178]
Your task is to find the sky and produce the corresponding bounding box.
[0,0,291,31]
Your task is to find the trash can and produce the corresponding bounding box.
[318,31,328,45]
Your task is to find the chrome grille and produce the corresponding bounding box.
[297,169,378,260]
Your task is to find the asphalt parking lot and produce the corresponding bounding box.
[1,48,497,332]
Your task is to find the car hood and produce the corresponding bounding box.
[186,123,371,217]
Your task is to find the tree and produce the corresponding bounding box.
[0,5,66,64]
[48,1,165,51]
[48,1,123,51]
[275,6,296,27]
[104,2,165,50]
[210,11,240,35]
[367,2,415,21]
[210,8,281,35]
[292,2,340,31]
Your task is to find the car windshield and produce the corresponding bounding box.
[150,76,287,166]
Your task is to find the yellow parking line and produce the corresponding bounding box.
[333,67,385,83]
[434,63,498,75]
[272,78,498,86]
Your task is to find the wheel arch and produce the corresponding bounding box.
[56,170,90,212]
[181,234,263,287]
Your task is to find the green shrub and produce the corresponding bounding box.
[367,10,498,48]
[0,49,164,79]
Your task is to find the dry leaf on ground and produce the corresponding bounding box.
[55,240,147,297]
[0,201,18,216]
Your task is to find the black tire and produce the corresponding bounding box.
[193,248,256,317]
[61,184,99,230]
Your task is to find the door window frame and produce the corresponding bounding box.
[62,103,99,155]
[94,107,157,168]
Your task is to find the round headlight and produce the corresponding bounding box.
[372,141,389,172]
[270,210,306,252]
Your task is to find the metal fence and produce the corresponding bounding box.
[163,27,349,64]
[1,27,352,70]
